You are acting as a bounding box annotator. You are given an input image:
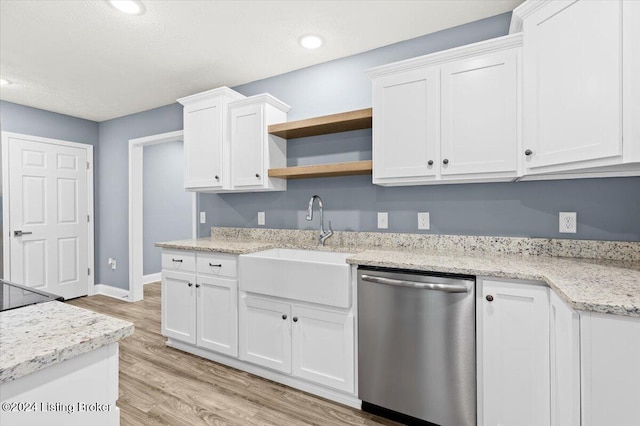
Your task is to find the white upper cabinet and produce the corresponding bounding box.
[178,87,245,191]
[229,94,289,192]
[368,34,522,186]
[372,67,439,184]
[441,49,519,178]
[516,0,640,175]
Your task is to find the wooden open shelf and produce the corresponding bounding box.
[268,108,372,139]
[269,160,372,179]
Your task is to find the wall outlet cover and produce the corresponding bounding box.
[559,212,577,233]
[199,211,206,224]
[377,212,388,229]
[418,212,430,230]
[258,211,266,226]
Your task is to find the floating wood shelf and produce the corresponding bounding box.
[268,108,372,139]
[269,160,372,179]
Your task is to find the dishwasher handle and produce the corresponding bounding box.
[361,274,471,293]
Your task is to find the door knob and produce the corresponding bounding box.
[13,230,33,237]
[486,295,494,302]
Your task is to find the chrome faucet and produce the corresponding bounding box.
[306,195,333,246]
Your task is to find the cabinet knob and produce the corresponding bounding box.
[282,314,287,320]
[215,175,220,180]
[195,284,200,288]
[188,283,193,287]
[427,160,434,166]
[486,295,494,302]
[525,149,533,156]
[443,159,449,165]
[255,173,261,178]
[293,317,298,323]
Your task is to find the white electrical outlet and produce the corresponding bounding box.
[559,212,577,233]
[418,212,430,230]
[258,212,266,226]
[108,258,117,270]
[199,211,206,224]
[377,212,388,229]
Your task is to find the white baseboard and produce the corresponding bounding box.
[143,272,161,285]
[93,284,130,301]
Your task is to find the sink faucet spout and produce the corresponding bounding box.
[305,195,333,245]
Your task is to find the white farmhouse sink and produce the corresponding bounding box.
[239,248,353,308]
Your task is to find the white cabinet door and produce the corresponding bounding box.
[161,270,196,344]
[196,275,238,357]
[230,103,265,189]
[581,312,640,426]
[481,280,550,426]
[372,67,439,184]
[523,0,623,171]
[549,291,580,426]
[291,306,354,393]
[441,49,519,177]
[183,99,224,189]
[239,295,291,373]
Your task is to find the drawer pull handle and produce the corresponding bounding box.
[172,259,183,263]
[209,263,222,267]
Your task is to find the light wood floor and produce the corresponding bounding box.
[68,283,397,426]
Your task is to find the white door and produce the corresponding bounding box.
[239,295,291,373]
[7,136,90,299]
[549,291,581,426]
[291,305,354,392]
[230,103,265,189]
[372,67,439,183]
[183,99,224,189]
[161,270,196,344]
[196,275,238,357]
[523,0,623,170]
[441,49,519,177]
[481,280,550,426]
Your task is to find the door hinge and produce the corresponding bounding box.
[87,161,90,170]
[87,214,90,223]
[88,267,91,275]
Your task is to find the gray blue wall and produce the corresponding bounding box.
[97,103,183,288]
[143,141,192,275]
[198,13,640,242]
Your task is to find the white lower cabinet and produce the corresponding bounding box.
[550,290,581,426]
[239,293,355,393]
[161,270,196,344]
[161,251,239,357]
[580,312,640,426]
[479,279,550,426]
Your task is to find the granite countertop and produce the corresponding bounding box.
[0,301,134,383]
[156,236,640,318]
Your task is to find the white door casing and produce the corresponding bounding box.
[2,132,94,300]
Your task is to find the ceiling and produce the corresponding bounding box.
[0,0,522,122]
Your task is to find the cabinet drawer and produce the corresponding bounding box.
[197,252,238,278]
[162,250,196,272]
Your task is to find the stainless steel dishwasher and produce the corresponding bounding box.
[358,266,476,426]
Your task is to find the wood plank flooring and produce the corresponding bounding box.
[67,283,397,426]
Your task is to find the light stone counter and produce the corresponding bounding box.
[0,301,134,383]
[157,229,640,318]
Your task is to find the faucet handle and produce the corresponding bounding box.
[327,221,333,233]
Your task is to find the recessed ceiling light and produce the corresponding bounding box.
[299,35,323,50]
[0,78,12,86]
[109,0,144,15]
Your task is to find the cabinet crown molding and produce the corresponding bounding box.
[367,33,522,79]
[177,86,245,106]
[509,0,555,34]
[229,93,291,113]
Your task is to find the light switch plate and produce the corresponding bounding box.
[199,211,206,224]
[418,212,430,230]
[258,212,266,226]
[377,212,388,229]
